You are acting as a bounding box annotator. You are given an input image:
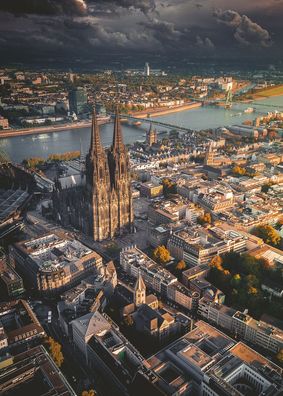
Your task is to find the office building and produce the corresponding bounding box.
[168,226,246,266]
[68,87,88,115]
[144,62,150,77]
[10,233,103,296]
[0,345,76,395]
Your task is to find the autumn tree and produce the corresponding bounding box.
[82,390,95,396]
[209,255,223,270]
[232,165,246,176]
[23,157,45,169]
[197,212,212,225]
[47,337,64,367]
[153,245,170,264]
[252,224,281,247]
[176,260,187,271]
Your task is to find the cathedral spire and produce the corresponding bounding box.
[90,107,103,156]
[112,105,124,152]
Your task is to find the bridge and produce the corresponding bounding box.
[186,92,283,110]
[111,114,195,134]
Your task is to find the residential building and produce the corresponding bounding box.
[198,298,283,353]
[120,247,199,310]
[0,252,24,298]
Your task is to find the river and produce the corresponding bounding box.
[1,95,283,163]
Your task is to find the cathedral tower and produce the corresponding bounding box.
[108,106,133,237]
[85,109,111,241]
[52,106,133,242]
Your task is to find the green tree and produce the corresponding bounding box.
[231,274,241,288]
[261,183,272,193]
[153,245,170,264]
[276,349,283,365]
[162,178,177,196]
[252,224,281,247]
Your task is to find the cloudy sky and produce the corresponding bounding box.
[0,0,282,67]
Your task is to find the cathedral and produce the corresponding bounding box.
[52,108,133,241]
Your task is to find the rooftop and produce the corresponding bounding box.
[0,189,30,223]
[15,233,101,273]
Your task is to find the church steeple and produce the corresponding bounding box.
[90,107,103,157]
[134,272,146,306]
[112,106,124,152]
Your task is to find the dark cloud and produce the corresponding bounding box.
[0,1,281,65]
[89,0,156,14]
[140,17,183,46]
[0,0,87,16]
[195,35,215,50]
[214,9,272,47]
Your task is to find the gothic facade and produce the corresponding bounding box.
[52,108,133,241]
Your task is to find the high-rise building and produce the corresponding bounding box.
[144,62,150,77]
[68,87,88,115]
[146,123,157,146]
[53,107,133,241]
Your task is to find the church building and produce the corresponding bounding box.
[52,107,133,241]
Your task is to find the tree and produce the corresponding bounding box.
[231,274,241,288]
[153,245,170,264]
[197,212,212,225]
[162,178,177,196]
[209,255,223,270]
[176,260,186,271]
[275,217,283,230]
[252,224,281,247]
[276,349,283,365]
[232,165,246,176]
[124,315,134,327]
[47,337,64,367]
[261,183,272,193]
[82,390,95,396]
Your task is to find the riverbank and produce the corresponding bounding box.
[131,102,202,118]
[0,102,202,139]
[0,120,95,139]
[249,85,283,100]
